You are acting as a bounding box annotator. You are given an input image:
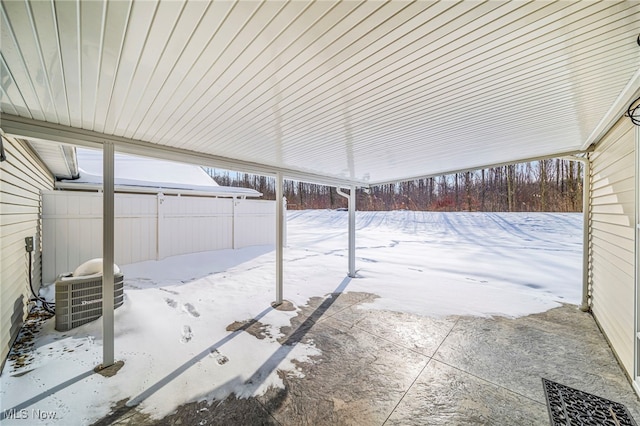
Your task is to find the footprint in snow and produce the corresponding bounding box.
[183,303,200,318]
[466,277,489,283]
[165,298,178,309]
[209,349,229,365]
[180,325,193,343]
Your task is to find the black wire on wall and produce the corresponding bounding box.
[627,96,640,126]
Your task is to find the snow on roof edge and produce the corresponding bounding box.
[55,181,262,198]
[59,166,261,197]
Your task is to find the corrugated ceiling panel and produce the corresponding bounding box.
[103,0,157,135]
[146,0,290,142]
[0,58,23,117]
[110,1,205,136]
[1,0,639,184]
[92,0,131,134]
[53,0,82,128]
[1,0,45,121]
[131,0,264,141]
[163,0,343,144]
[79,0,103,130]
[172,1,407,146]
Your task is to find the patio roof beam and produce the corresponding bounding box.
[2,114,604,189]
[581,68,640,151]
[371,148,591,187]
[0,114,369,188]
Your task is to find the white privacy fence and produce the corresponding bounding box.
[42,191,277,284]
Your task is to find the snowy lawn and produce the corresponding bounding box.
[0,211,582,424]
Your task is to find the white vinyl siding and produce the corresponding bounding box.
[589,116,635,378]
[0,135,54,369]
[42,192,276,283]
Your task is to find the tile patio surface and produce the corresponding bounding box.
[94,291,640,425]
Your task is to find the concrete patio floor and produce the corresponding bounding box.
[96,291,640,425]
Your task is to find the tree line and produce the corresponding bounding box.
[204,158,583,212]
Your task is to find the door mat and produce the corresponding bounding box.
[542,378,637,425]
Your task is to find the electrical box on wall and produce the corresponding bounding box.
[25,236,34,252]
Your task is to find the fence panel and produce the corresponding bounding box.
[115,194,158,264]
[234,199,276,248]
[42,191,275,283]
[160,195,233,258]
[42,192,158,283]
[43,192,103,284]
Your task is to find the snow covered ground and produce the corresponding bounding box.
[0,211,582,424]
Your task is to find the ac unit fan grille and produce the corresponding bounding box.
[55,273,125,331]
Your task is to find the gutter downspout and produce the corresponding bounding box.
[566,155,591,312]
[336,187,356,278]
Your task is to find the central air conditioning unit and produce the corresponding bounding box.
[55,273,125,331]
[55,268,125,331]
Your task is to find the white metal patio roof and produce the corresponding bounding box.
[1,0,639,186]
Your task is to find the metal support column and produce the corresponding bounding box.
[275,172,284,305]
[337,187,357,278]
[348,185,356,278]
[102,142,115,367]
[563,155,592,312]
[580,157,591,312]
[232,196,237,249]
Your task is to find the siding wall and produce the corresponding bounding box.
[589,116,636,378]
[42,192,276,283]
[0,136,54,369]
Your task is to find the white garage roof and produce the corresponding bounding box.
[72,148,221,188]
[1,1,639,186]
[58,149,262,198]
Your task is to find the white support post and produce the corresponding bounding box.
[563,155,592,313]
[635,124,640,391]
[283,196,287,247]
[156,192,164,260]
[275,172,284,305]
[232,196,237,249]
[336,186,357,278]
[348,185,356,278]
[580,157,591,312]
[102,142,115,367]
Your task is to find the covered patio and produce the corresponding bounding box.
[44,293,640,425]
[2,1,640,424]
[2,211,639,424]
